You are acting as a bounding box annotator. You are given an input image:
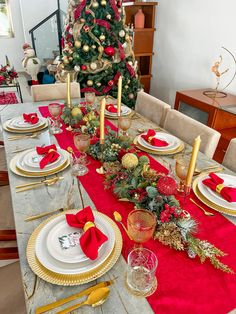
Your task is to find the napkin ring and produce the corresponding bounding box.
[148,136,155,143]
[84,221,95,232]
[216,183,224,193]
[48,149,56,153]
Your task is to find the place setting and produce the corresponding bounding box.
[9,144,70,178]
[133,128,185,155]
[105,103,133,119]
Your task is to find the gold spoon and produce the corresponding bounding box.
[16,177,63,193]
[194,166,223,175]
[8,132,41,141]
[190,198,214,216]
[24,207,67,222]
[113,211,133,240]
[57,287,110,314]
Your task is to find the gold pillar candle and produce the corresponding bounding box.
[186,135,201,187]
[67,73,71,108]
[100,98,106,144]
[117,76,122,117]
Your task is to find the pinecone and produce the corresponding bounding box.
[154,222,184,250]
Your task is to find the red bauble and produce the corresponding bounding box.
[108,80,114,86]
[104,46,115,57]
[81,64,87,71]
[156,176,177,196]
[83,25,90,33]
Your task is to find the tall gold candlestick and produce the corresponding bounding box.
[117,76,122,117]
[186,135,201,187]
[67,73,71,108]
[100,98,106,145]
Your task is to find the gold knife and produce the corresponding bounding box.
[24,208,64,221]
[35,279,115,314]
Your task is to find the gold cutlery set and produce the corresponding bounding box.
[8,131,42,141]
[15,176,64,193]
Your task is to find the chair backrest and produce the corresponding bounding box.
[163,109,221,158]
[135,91,171,127]
[222,138,236,172]
[31,82,80,102]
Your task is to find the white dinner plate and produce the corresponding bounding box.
[105,105,132,117]
[137,132,180,151]
[46,214,113,264]
[6,116,46,130]
[35,211,115,274]
[16,147,67,173]
[198,173,236,210]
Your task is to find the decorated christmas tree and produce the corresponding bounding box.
[61,0,141,108]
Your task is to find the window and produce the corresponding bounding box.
[0,0,14,37]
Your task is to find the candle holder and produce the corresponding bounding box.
[96,142,105,174]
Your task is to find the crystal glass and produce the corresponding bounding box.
[48,103,62,134]
[175,154,190,195]
[73,133,90,176]
[85,92,96,109]
[127,248,158,295]
[127,209,156,246]
[118,116,132,136]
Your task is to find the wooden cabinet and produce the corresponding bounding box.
[124,2,157,93]
[174,89,236,163]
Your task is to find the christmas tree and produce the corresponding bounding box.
[61,0,141,108]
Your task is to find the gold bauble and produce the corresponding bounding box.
[90,62,97,70]
[101,0,106,5]
[68,57,73,61]
[92,1,99,8]
[92,45,96,49]
[71,107,82,117]
[121,153,139,169]
[75,40,81,48]
[99,34,105,41]
[83,45,90,52]
[63,58,69,64]
[98,46,104,53]
[87,80,93,86]
[125,34,130,41]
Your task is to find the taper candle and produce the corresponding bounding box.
[67,73,71,108]
[186,135,201,186]
[117,76,122,117]
[100,98,106,144]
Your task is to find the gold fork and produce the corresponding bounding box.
[190,198,214,216]
[8,132,41,141]
[16,177,64,193]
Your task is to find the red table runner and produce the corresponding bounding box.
[39,106,236,314]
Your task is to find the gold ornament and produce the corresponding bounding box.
[80,18,85,23]
[87,80,93,86]
[125,34,130,41]
[71,107,82,117]
[124,85,128,89]
[83,45,90,52]
[97,82,101,87]
[119,30,125,37]
[63,58,69,65]
[121,153,139,169]
[92,44,96,49]
[154,223,185,251]
[99,34,105,41]
[90,62,97,70]
[101,0,106,5]
[106,14,111,20]
[98,46,104,53]
[92,1,99,8]
[69,57,73,61]
[75,40,81,48]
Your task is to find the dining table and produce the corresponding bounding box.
[1,100,236,314]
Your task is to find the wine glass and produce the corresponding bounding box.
[127,209,156,248]
[73,133,90,176]
[85,92,96,109]
[175,154,190,195]
[118,116,132,136]
[48,103,62,134]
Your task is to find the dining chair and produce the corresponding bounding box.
[222,138,236,172]
[31,82,81,102]
[135,91,171,127]
[163,109,221,158]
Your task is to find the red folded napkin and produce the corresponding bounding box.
[202,172,236,203]
[106,104,118,113]
[36,144,60,169]
[23,113,39,125]
[66,206,108,260]
[141,129,169,147]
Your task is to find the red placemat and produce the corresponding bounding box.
[0,92,18,104]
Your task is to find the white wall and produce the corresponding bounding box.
[150,0,236,106]
[0,0,25,70]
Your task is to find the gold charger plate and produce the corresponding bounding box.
[27,210,123,286]
[192,176,236,216]
[10,150,70,178]
[3,120,48,133]
[133,137,185,156]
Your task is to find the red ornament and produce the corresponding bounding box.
[108,80,114,86]
[104,46,115,57]
[81,64,87,71]
[85,10,90,14]
[83,25,90,33]
[156,176,177,196]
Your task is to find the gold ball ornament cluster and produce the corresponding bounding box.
[75,40,81,48]
[99,34,106,41]
[87,80,93,86]
[92,1,99,8]
[121,153,139,169]
[71,107,82,117]
[101,0,107,5]
[83,45,90,52]
[90,62,97,70]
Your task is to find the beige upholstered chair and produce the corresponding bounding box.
[163,109,221,158]
[31,82,81,102]
[135,91,171,127]
[223,138,236,172]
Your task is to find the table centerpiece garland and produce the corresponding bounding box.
[103,152,234,273]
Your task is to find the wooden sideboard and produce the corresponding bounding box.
[174,89,236,163]
[124,2,157,93]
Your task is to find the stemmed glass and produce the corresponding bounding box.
[48,103,62,134]
[175,154,190,195]
[127,209,156,248]
[73,133,90,176]
[118,116,132,136]
[85,92,96,109]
